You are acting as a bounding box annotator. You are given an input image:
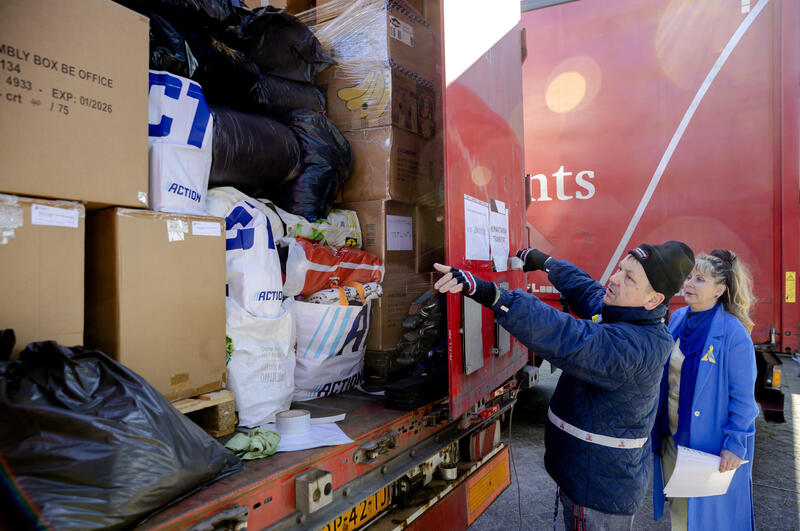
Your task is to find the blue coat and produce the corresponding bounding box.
[492,259,674,515]
[652,304,758,530]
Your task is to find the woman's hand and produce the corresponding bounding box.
[719,449,743,472]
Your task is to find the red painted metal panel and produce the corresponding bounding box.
[520,0,797,347]
[440,0,529,419]
[407,446,510,530]
[779,0,800,351]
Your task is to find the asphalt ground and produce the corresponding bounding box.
[470,358,800,531]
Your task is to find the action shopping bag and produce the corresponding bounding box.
[148,70,213,215]
[293,300,371,401]
[225,200,284,318]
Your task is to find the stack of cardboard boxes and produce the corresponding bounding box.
[313,0,445,362]
[0,0,227,401]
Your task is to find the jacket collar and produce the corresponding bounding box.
[600,303,667,325]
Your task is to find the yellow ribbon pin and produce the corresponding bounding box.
[700,344,716,364]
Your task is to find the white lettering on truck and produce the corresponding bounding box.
[529,165,595,201]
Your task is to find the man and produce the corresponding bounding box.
[433,241,694,530]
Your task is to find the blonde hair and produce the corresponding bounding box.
[694,250,755,333]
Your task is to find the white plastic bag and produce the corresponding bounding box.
[226,297,296,427]
[226,200,284,318]
[293,300,371,401]
[206,186,285,244]
[148,71,213,215]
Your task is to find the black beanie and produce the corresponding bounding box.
[628,240,695,304]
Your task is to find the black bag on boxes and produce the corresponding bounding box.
[116,0,239,27]
[119,0,330,116]
[223,7,336,83]
[0,341,241,530]
[147,12,326,116]
[209,106,302,196]
[275,110,353,221]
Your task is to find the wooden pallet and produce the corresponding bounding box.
[172,389,237,438]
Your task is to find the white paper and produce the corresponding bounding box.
[386,215,413,251]
[489,199,509,272]
[262,421,353,453]
[464,195,490,261]
[663,445,746,498]
[30,204,79,229]
[192,220,221,237]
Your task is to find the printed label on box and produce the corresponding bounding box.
[192,220,222,237]
[30,204,79,229]
[386,215,413,251]
[389,16,414,47]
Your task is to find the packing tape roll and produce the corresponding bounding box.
[276,409,311,435]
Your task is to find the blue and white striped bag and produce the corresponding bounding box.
[293,300,371,401]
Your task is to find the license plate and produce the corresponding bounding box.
[322,486,391,531]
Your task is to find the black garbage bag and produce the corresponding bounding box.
[209,106,302,196]
[148,12,194,77]
[0,342,242,530]
[114,0,239,29]
[0,329,14,361]
[246,72,326,116]
[274,110,352,222]
[223,6,335,83]
[146,11,325,116]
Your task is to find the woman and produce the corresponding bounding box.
[652,249,759,530]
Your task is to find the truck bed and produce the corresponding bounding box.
[141,390,450,529]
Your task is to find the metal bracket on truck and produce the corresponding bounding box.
[268,388,516,531]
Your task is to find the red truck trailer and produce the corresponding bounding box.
[520,0,799,420]
[138,1,531,529]
[108,1,800,529]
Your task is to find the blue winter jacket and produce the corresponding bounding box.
[492,259,675,515]
[652,303,758,530]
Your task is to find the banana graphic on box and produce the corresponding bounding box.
[337,70,391,122]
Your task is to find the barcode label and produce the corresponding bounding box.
[389,16,414,47]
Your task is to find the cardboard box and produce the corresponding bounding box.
[338,199,416,272]
[367,272,430,351]
[85,208,226,400]
[317,0,424,19]
[415,204,444,273]
[314,0,435,137]
[0,195,84,358]
[340,126,441,204]
[324,68,436,138]
[0,0,149,208]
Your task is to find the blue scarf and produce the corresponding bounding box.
[652,304,717,451]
